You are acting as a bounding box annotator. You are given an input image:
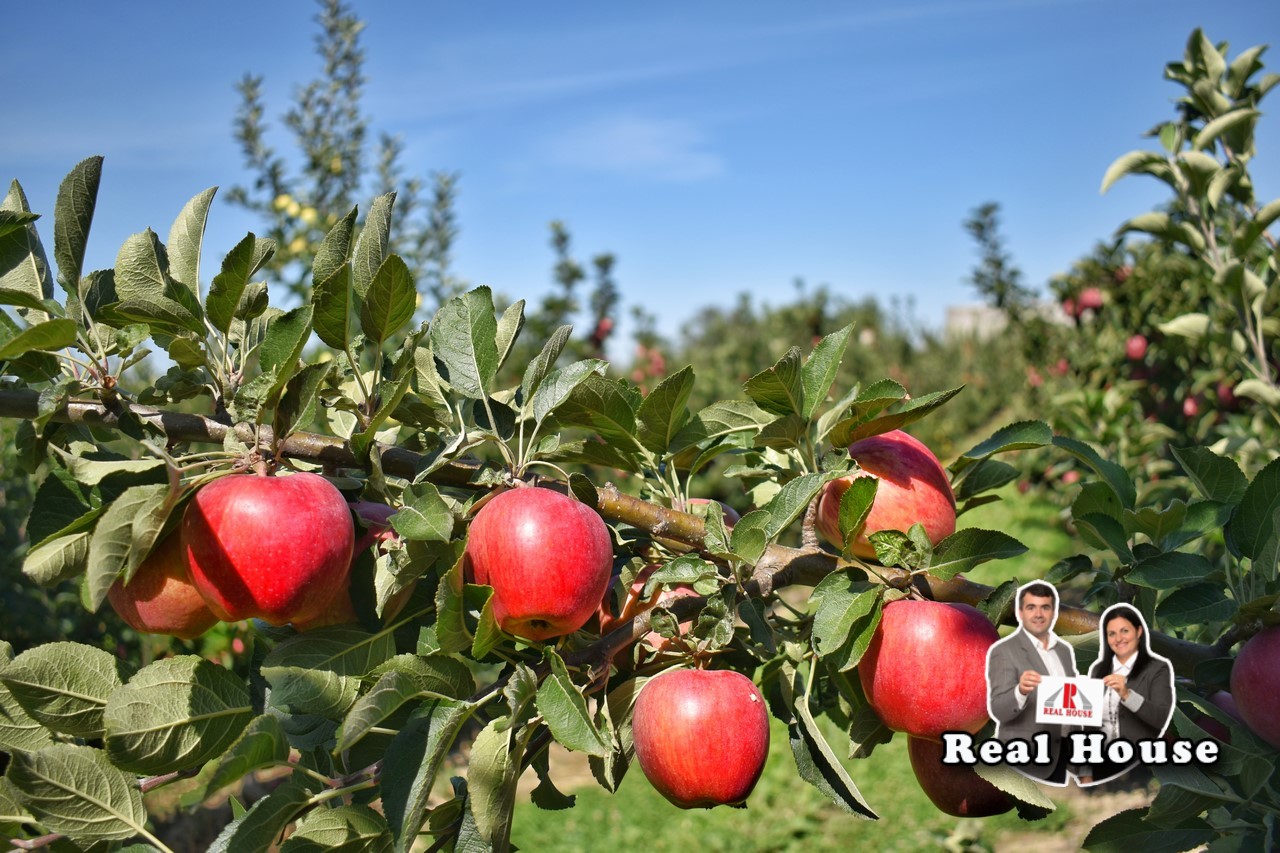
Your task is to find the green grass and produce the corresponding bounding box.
[511,491,1081,851]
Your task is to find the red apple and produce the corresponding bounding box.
[465,487,613,641]
[907,736,1014,817]
[293,501,405,631]
[1126,334,1148,361]
[1183,396,1201,418]
[1216,381,1237,409]
[1061,470,1081,486]
[816,430,956,559]
[1230,627,1280,748]
[632,669,769,808]
[107,530,219,640]
[183,471,355,626]
[1078,287,1104,311]
[1193,691,1243,743]
[859,599,999,739]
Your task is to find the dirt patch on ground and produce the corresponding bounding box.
[994,778,1156,852]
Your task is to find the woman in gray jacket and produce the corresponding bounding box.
[1080,604,1174,784]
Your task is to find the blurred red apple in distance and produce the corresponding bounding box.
[183,471,355,626]
[859,599,999,739]
[1078,287,1104,310]
[108,530,219,640]
[908,736,1014,817]
[465,487,613,641]
[815,429,956,558]
[632,669,770,808]
[1126,334,1148,361]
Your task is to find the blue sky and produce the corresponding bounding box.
[4,1,1278,342]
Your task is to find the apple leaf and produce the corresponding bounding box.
[954,459,1018,502]
[1073,512,1134,563]
[801,324,853,418]
[352,192,394,300]
[810,574,882,669]
[974,761,1056,819]
[336,673,442,754]
[763,471,833,540]
[470,589,503,660]
[313,205,358,290]
[1125,551,1213,589]
[729,509,771,565]
[466,718,522,851]
[261,626,397,720]
[743,346,804,417]
[0,649,55,753]
[1225,455,1280,563]
[1081,808,1214,853]
[21,531,92,587]
[668,399,772,456]
[359,254,416,347]
[282,804,393,852]
[7,744,149,842]
[206,775,317,853]
[1156,582,1236,627]
[520,323,572,404]
[166,187,216,302]
[53,155,103,299]
[206,233,259,334]
[554,373,640,445]
[837,476,877,555]
[828,386,963,448]
[493,298,525,374]
[274,361,332,443]
[431,286,499,399]
[924,529,1028,581]
[0,776,34,839]
[104,656,252,775]
[393,482,454,542]
[1171,446,1248,505]
[636,366,694,454]
[956,420,1055,470]
[434,552,470,655]
[183,714,289,805]
[0,180,56,319]
[530,746,576,811]
[257,303,315,416]
[0,318,77,360]
[0,642,130,739]
[85,483,172,611]
[536,650,610,757]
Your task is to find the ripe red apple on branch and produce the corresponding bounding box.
[465,487,613,641]
[632,668,770,808]
[859,599,999,739]
[815,429,957,559]
[107,530,219,640]
[291,500,402,632]
[1230,626,1280,748]
[907,736,1014,817]
[183,471,355,626]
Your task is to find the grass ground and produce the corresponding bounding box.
[511,489,1104,852]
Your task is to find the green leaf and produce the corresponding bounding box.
[167,187,217,300]
[1126,551,1213,589]
[1194,107,1259,151]
[829,386,964,447]
[669,399,772,455]
[21,531,92,586]
[1233,197,1280,255]
[281,804,392,852]
[0,650,54,753]
[207,776,316,853]
[536,649,610,757]
[334,670,441,753]
[8,744,149,842]
[106,293,204,336]
[0,319,77,360]
[189,714,289,802]
[0,642,128,737]
[359,254,416,347]
[1053,436,1137,509]
[1081,808,1213,853]
[1158,312,1212,342]
[430,286,499,399]
[801,325,853,418]
[520,324,572,404]
[1225,455,1280,561]
[973,762,1055,818]
[1100,150,1169,193]
[467,718,521,850]
[206,233,259,334]
[258,303,314,395]
[530,358,607,427]
[1156,582,1236,627]
[0,180,55,318]
[636,366,694,453]
[925,529,1028,581]
[85,484,172,612]
[954,459,1018,502]
[313,263,353,352]
[494,299,525,373]
[837,477,877,552]
[0,209,39,239]
[391,482,454,542]
[104,656,252,775]
[556,373,640,444]
[0,776,34,837]
[810,573,882,666]
[114,229,171,302]
[274,361,332,441]
[1074,512,1134,563]
[312,206,356,293]
[744,346,804,417]
[353,193,395,299]
[956,420,1053,464]
[763,472,831,539]
[53,156,103,298]
[382,701,471,853]
[262,626,397,720]
[166,335,207,370]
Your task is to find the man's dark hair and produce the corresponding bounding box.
[1018,581,1057,608]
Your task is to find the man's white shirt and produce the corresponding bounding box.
[1014,628,1069,709]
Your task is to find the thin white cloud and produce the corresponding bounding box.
[542,114,724,182]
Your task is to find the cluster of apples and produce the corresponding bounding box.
[108,472,383,637]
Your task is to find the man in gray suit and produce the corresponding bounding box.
[985,581,1078,785]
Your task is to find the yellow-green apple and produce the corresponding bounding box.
[1230,627,1280,748]
[183,471,355,626]
[816,429,956,558]
[107,530,219,640]
[859,599,998,739]
[632,669,769,808]
[465,487,613,641]
[907,736,1013,817]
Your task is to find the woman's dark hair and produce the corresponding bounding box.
[1089,604,1153,680]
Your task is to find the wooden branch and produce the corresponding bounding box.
[0,388,1227,677]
